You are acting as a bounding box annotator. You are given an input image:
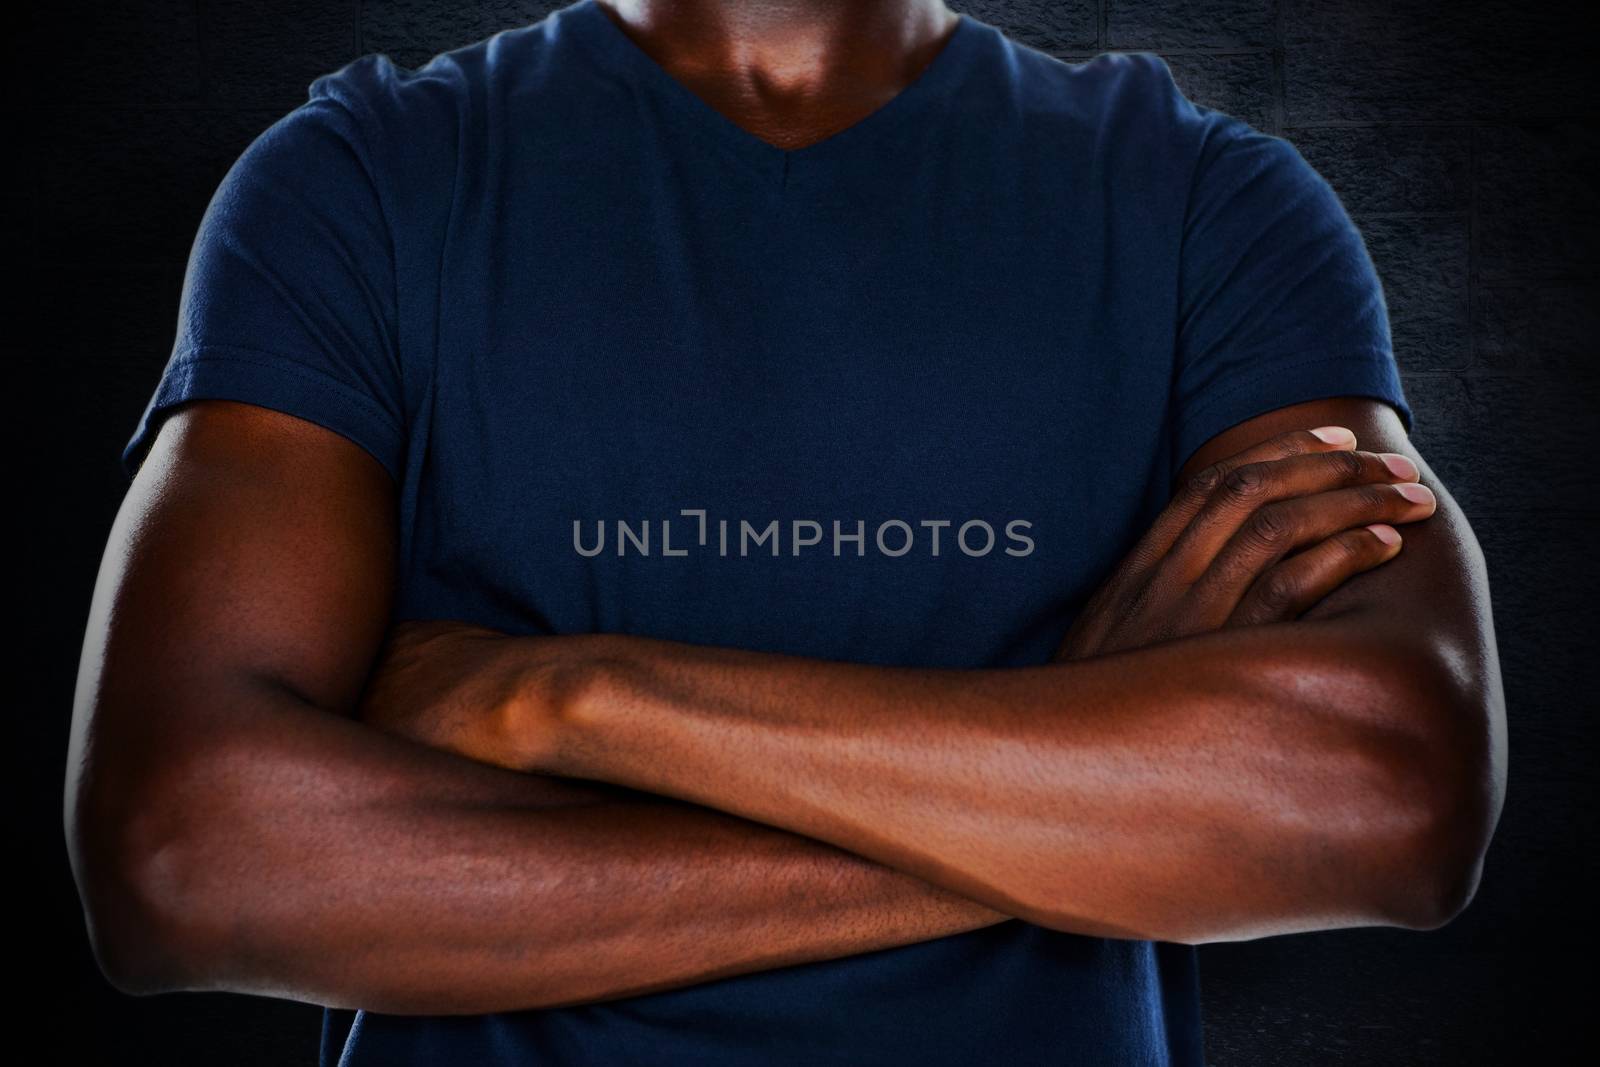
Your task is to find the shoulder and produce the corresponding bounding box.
[975,33,1236,181]
[306,12,596,146]
[301,44,477,169]
[1020,47,1324,209]
[992,40,1203,131]
[295,13,607,186]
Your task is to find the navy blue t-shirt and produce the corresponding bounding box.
[121,1,1412,1063]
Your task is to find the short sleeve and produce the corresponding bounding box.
[1169,110,1413,473]
[121,78,404,482]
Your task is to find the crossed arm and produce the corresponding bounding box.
[65,395,1505,1016]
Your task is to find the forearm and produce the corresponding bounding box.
[529,615,1482,945]
[77,677,1002,1015]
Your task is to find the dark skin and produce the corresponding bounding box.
[67,402,1009,1014]
[362,400,1503,944]
[589,0,967,153]
[65,0,1505,1018]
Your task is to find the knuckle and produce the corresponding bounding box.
[1357,483,1393,510]
[1336,530,1372,560]
[1325,448,1366,481]
[1267,428,1318,460]
[1221,463,1269,501]
[1281,430,1320,456]
[1255,570,1298,611]
[1246,504,1293,546]
[1184,464,1224,500]
[1124,575,1159,619]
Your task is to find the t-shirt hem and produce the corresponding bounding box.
[120,345,406,484]
[1172,346,1414,476]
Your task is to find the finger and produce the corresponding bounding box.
[1227,524,1404,626]
[1125,426,1364,578]
[1161,446,1420,585]
[1188,480,1436,612]
[1060,427,1367,657]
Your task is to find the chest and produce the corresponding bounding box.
[397,175,1177,665]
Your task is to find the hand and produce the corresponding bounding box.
[357,618,573,771]
[1056,426,1436,661]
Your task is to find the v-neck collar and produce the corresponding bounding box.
[558,0,986,184]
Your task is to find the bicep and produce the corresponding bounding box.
[86,399,397,728]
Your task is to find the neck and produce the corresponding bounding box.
[592,0,960,150]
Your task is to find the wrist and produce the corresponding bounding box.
[506,632,633,775]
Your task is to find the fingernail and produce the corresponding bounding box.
[1367,523,1402,545]
[1380,452,1419,480]
[1311,426,1355,445]
[1395,482,1436,505]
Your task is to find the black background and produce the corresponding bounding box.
[13,2,1597,1063]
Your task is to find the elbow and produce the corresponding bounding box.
[1385,854,1484,933]
[1007,626,1505,945]
[1359,636,1506,934]
[65,751,222,997]
[1369,799,1491,934]
[1369,770,1496,934]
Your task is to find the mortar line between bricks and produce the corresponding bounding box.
[1459,513,1600,521]
[1397,371,1578,381]
[36,106,293,118]
[193,0,209,106]
[1349,211,1472,220]
[1285,122,1482,131]
[1467,125,1481,372]
[1272,0,1285,136]
[1476,273,1600,285]
[1055,47,1290,59]
[1285,114,1595,126]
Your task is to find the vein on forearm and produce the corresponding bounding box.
[129,680,1003,1014]
[552,617,1466,943]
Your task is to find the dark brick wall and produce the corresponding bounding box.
[16,2,1594,1064]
